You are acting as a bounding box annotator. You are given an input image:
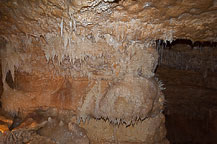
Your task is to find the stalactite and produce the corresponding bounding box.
[0,41,21,88]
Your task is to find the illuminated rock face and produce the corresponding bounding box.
[0,45,163,124]
[0,0,216,143]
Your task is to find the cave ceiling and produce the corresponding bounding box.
[0,0,217,42]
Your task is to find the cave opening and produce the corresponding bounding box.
[156,39,217,144]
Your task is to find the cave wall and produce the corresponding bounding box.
[0,0,217,143]
[157,43,217,143]
[0,60,2,103]
[0,39,4,106]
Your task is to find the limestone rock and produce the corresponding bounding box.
[2,0,215,143]
[39,119,89,144]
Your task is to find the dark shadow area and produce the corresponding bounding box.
[113,0,121,3]
[5,71,16,89]
[0,62,2,108]
[156,39,217,144]
[0,37,6,108]
[156,39,217,49]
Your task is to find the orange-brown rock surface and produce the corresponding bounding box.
[0,0,217,143]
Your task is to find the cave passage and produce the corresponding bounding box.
[156,39,217,144]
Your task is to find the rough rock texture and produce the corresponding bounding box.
[38,119,89,144]
[0,110,13,133]
[78,113,168,144]
[1,0,217,42]
[1,0,217,143]
[0,0,163,119]
[0,112,90,144]
[0,61,2,102]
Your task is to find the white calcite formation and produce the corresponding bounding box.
[0,0,216,143]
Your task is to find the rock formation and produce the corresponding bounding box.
[0,0,217,143]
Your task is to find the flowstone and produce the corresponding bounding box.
[6,0,217,143]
